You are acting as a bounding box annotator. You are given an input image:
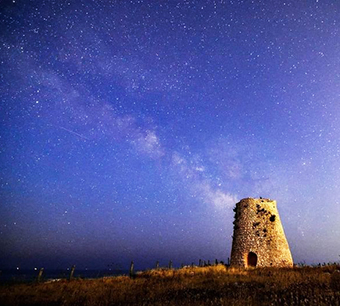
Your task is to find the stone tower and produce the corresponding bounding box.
[230,198,293,268]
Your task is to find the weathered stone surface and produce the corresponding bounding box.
[230,198,293,268]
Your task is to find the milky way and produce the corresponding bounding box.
[1,0,340,269]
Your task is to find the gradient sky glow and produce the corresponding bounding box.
[1,0,340,270]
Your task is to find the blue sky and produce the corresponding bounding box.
[1,0,340,269]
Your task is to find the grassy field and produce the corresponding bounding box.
[1,264,340,305]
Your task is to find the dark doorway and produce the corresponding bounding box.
[247,252,257,267]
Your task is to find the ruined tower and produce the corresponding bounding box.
[230,198,293,268]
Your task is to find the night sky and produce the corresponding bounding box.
[1,0,340,270]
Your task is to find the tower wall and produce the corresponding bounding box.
[230,198,293,268]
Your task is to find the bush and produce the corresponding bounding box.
[331,270,340,291]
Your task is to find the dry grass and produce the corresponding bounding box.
[1,265,340,305]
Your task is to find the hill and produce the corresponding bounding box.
[1,265,340,305]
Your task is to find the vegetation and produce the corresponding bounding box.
[1,264,340,305]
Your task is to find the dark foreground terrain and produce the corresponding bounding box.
[1,265,340,306]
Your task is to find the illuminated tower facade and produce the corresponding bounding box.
[230,198,293,268]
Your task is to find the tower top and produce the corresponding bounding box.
[239,197,275,203]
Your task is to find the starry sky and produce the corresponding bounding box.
[1,0,340,270]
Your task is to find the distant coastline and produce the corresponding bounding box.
[0,269,128,283]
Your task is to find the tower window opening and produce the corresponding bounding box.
[247,252,257,267]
